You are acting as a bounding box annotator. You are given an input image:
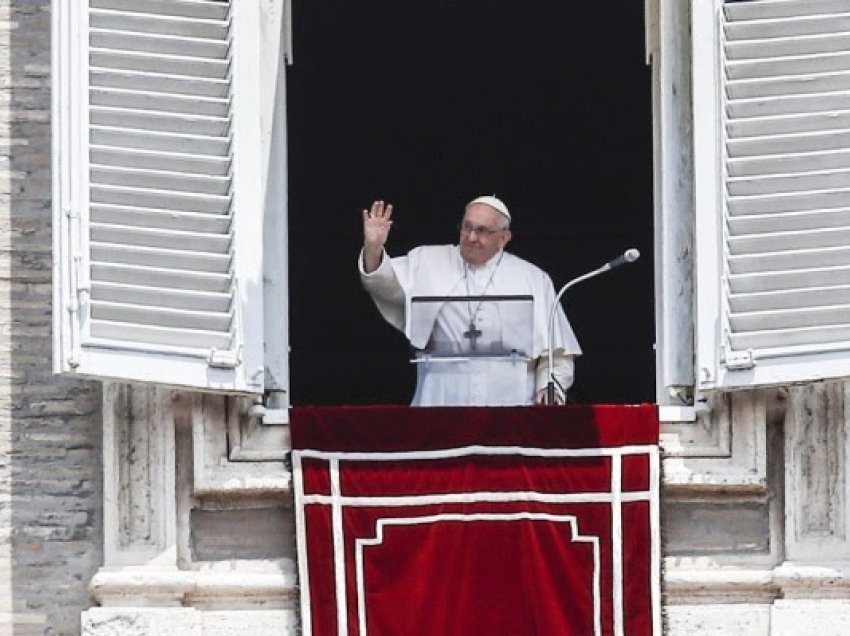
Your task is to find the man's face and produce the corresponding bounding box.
[458,203,512,266]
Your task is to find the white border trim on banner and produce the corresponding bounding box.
[354,513,603,636]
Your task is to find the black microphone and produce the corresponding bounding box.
[602,248,641,272]
[545,249,641,405]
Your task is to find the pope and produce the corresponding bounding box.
[359,195,581,406]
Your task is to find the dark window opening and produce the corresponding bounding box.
[287,0,654,405]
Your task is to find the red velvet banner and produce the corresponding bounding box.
[292,405,660,636]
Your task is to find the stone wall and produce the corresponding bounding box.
[0,1,104,634]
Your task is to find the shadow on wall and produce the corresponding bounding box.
[6,1,104,633]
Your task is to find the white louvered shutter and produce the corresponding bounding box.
[694,0,850,390]
[53,0,268,393]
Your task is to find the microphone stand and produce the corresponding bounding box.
[546,250,640,405]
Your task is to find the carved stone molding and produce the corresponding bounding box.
[94,385,297,612]
[785,381,849,561]
[227,397,290,462]
[103,383,177,567]
[178,393,290,497]
[662,392,732,459]
[662,390,770,493]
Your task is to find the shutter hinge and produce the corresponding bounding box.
[724,348,755,371]
[73,257,90,298]
[208,348,240,369]
[65,206,84,369]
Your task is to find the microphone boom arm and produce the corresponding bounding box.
[545,249,640,405]
[546,266,609,405]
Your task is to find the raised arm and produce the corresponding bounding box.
[362,200,394,273]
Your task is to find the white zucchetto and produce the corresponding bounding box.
[466,195,511,221]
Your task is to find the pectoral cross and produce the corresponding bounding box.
[463,322,482,350]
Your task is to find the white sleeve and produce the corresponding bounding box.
[534,353,575,401]
[358,248,405,305]
[358,248,407,332]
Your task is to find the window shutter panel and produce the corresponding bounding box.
[695,0,850,390]
[54,0,266,393]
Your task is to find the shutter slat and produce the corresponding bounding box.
[728,167,850,196]
[90,30,228,59]
[90,146,229,176]
[91,107,229,136]
[728,187,850,215]
[730,265,850,294]
[729,207,850,234]
[90,223,230,253]
[730,226,850,254]
[731,285,850,312]
[91,262,231,293]
[92,300,232,332]
[730,303,850,331]
[91,88,229,117]
[91,0,229,21]
[90,49,229,79]
[91,281,231,312]
[726,15,850,41]
[727,32,850,59]
[91,165,230,195]
[91,204,231,233]
[90,320,232,350]
[726,0,850,21]
[728,51,850,80]
[91,242,232,273]
[728,129,850,157]
[728,110,850,138]
[92,70,228,98]
[729,91,850,119]
[727,71,850,99]
[90,11,228,40]
[92,127,228,156]
[729,245,850,274]
[728,149,850,177]
[730,324,850,351]
[91,184,230,215]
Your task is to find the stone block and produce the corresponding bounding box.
[81,608,201,636]
[772,600,850,636]
[665,604,770,636]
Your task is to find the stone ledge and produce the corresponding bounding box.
[664,566,779,604]
[661,468,768,495]
[90,568,298,609]
[773,562,850,599]
[666,562,850,605]
[81,607,299,636]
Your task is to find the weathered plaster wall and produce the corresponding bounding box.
[0,1,104,634]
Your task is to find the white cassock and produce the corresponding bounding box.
[359,244,582,406]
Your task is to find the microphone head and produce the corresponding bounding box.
[624,248,640,263]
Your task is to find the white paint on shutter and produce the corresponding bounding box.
[694,0,850,389]
[54,0,267,393]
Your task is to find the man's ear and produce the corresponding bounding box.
[501,229,513,248]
